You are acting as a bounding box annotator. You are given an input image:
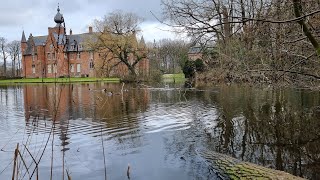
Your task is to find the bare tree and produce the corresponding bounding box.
[161,0,320,84]
[161,0,269,44]
[7,40,21,77]
[89,11,148,79]
[0,37,9,77]
[156,39,189,73]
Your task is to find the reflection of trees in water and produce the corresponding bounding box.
[197,85,320,179]
[16,83,320,179]
[22,83,151,155]
[93,84,149,151]
[159,102,218,180]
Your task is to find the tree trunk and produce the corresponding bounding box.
[222,6,231,43]
[292,0,320,56]
[128,66,137,79]
[3,54,6,77]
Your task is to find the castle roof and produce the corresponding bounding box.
[23,32,96,55]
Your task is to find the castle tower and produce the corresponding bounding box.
[21,31,27,77]
[48,4,65,35]
[21,30,27,54]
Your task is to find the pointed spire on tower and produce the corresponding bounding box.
[21,30,27,43]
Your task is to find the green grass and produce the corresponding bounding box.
[162,73,186,83]
[162,73,185,79]
[0,77,120,84]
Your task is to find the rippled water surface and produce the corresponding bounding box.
[0,83,320,179]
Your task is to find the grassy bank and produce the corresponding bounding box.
[0,77,120,84]
[162,73,186,83]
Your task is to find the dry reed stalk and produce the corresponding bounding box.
[11,143,19,180]
[17,150,31,179]
[100,117,107,180]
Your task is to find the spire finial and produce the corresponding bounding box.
[54,3,64,24]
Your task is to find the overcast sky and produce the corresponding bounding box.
[0,0,177,43]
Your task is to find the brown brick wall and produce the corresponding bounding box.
[22,32,149,78]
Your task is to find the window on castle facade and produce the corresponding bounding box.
[47,53,51,60]
[70,64,74,73]
[77,52,81,59]
[50,44,53,51]
[70,53,74,60]
[32,65,35,74]
[53,53,56,60]
[48,64,52,73]
[89,61,94,69]
[53,64,57,73]
[89,52,94,60]
[77,64,81,73]
[64,53,67,59]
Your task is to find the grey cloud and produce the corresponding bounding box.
[82,0,162,21]
[0,0,170,41]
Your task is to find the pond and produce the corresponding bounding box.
[0,82,319,179]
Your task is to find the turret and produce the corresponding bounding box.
[48,4,65,35]
[21,30,27,55]
[54,4,64,24]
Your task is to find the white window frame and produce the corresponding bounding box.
[89,51,93,59]
[48,64,52,73]
[77,63,81,73]
[70,64,74,73]
[32,65,35,74]
[53,64,57,73]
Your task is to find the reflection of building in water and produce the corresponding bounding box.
[23,83,150,153]
[23,83,150,122]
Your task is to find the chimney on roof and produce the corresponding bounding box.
[89,26,93,33]
[70,29,72,35]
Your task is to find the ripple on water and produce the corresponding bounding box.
[141,104,194,134]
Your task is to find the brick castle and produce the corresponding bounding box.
[21,6,149,78]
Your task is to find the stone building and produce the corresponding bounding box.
[21,6,149,78]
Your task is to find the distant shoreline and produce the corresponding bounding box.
[0,77,120,84]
